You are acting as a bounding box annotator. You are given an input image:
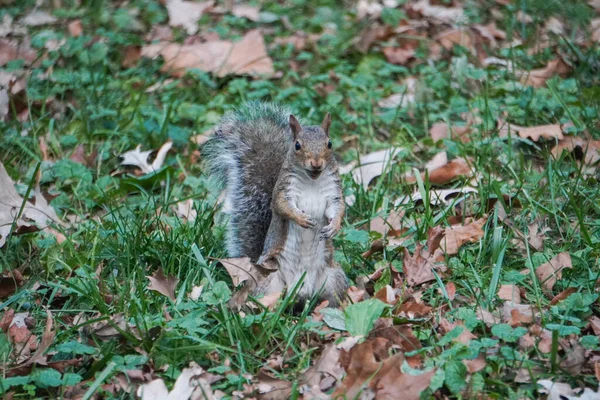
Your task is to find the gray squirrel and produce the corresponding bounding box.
[203,102,348,306]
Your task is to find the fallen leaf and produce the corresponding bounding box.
[340,148,402,189]
[0,162,64,247]
[378,77,417,109]
[396,187,477,207]
[411,0,466,24]
[374,285,397,305]
[589,316,600,336]
[122,46,141,68]
[175,199,197,223]
[402,244,438,286]
[141,30,274,78]
[231,4,260,21]
[147,269,179,301]
[217,257,266,287]
[302,343,344,392]
[138,364,206,399]
[535,252,572,294]
[0,270,23,299]
[429,122,471,143]
[189,285,203,301]
[502,302,536,326]
[440,217,486,255]
[439,318,476,345]
[396,301,432,319]
[165,0,213,35]
[520,58,571,88]
[382,47,415,65]
[537,379,600,399]
[498,284,521,304]
[256,370,292,400]
[119,141,173,174]
[20,309,54,366]
[498,120,564,141]
[20,10,57,26]
[0,38,37,67]
[68,20,83,36]
[463,355,486,373]
[334,338,433,400]
[550,287,577,305]
[436,28,473,52]
[551,136,600,165]
[256,292,281,310]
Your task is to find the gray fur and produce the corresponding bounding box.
[203,102,293,260]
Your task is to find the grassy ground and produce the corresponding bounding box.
[1,0,600,398]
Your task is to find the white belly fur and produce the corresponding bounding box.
[276,171,338,298]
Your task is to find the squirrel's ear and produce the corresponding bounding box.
[321,112,332,136]
[289,114,302,139]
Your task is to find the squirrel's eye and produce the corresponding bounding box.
[295,141,301,151]
[327,141,332,149]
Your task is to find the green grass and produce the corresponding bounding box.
[1,0,600,398]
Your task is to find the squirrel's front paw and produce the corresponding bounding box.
[320,222,340,240]
[295,211,317,229]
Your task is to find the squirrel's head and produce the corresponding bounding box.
[289,113,333,180]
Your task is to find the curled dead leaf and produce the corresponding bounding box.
[120,141,173,174]
[147,269,179,302]
[535,252,572,294]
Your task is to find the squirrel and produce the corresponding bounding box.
[204,102,348,306]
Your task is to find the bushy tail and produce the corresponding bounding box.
[203,102,292,260]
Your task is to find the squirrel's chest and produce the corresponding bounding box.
[290,176,333,220]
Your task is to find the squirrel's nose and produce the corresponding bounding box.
[311,160,324,170]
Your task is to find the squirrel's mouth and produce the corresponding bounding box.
[307,169,323,180]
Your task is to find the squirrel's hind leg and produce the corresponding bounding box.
[318,266,348,308]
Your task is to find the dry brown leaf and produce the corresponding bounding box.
[535,252,572,294]
[256,292,281,310]
[147,269,179,301]
[382,47,415,65]
[445,281,456,300]
[550,287,577,305]
[122,46,141,68]
[138,364,207,399]
[396,301,432,319]
[402,244,439,286]
[0,38,37,67]
[498,284,521,304]
[429,122,471,143]
[589,316,600,336]
[302,343,344,392]
[551,136,600,165]
[537,379,600,399]
[463,355,487,373]
[256,370,292,400]
[0,270,23,299]
[502,302,536,326]
[472,23,506,45]
[440,217,486,255]
[217,257,266,287]
[374,285,397,305]
[21,309,54,366]
[165,0,213,35]
[498,120,564,142]
[520,58,570,88]
[231,4,260,21]
[141,30,274,78]
[436,29,473,52]
[427,157,471,185]
[439,318,476,345]
[369,209,404,236]
[333,338,433,400]
[68,20,83,36]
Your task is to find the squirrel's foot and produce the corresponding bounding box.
[320,222,340,240]
[296,211,317,229]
